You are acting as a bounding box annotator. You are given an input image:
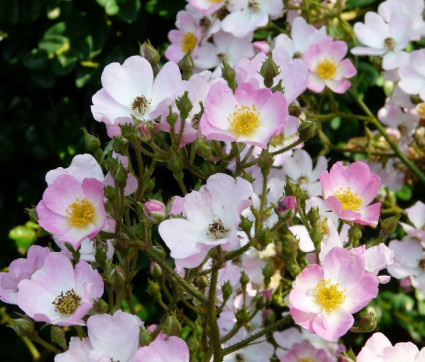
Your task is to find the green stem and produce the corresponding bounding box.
[349,90,425,185]
[31,333,61,354]
[144,247,208,303]
[208,265,222,362]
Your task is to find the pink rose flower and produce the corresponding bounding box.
[158,173,253,268]
[17,253,103,326]
[200,82,288,148]
[0,245,51,304]
[304,37,356,94]
[319,161,381,226]
[289,247,379,342]
[134,334,189,362]
[36,174,106,250]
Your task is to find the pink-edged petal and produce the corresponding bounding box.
[101,56,153,107]
[42,175,85,217]
[87,310,140,362]
[307,73,326,93]
[313,310,354,342]
[158,219,206,259]
[36,201,71,235]
[74,261,104,300]
[325,79,351,94]
[357,202,381,226]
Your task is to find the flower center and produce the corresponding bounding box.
[248,0,260,11]
[208,0,223,3]
[298,359,314,362]
[217,52,228,61]
[334,187,363,211]
[66,198,95,227]
[229,104,260,137]
[315,57,338,79]
[419,259,425,271]
[52,289,81,315]
[384,37,396,51]
[297,175,309,187]
[181,32,197,53]
[132,95,151,116]
[313,279,346,312]
[417,103,425,117]
[208,218,228,239]
[293,51,304,59]
[270,132,285,146]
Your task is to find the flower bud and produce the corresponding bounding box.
[106,154,119,175]
[258,149,274,175]
[221,61,237,91]
[164,313,182,336]
[138,124,151,142]
[235,307,249,324]
[83,128,101,152]
[256,228,272,248]
[51,326,66,348]
[176,91,193,120]
[178,51,194,80]
[380,214,401,236]
[147,279,161,300]
[350,309,377,333]
[255,293,266,309]
[287,262,301,278]
[195,138,212,159]
[139,327,152,347]
[93,298,109,314]
[277,196,297,213]
[262,260,275,279]
[152,245,167,259]
[260,53,279,88]
[239,216,253,233]
[167,108,178,128]
[309,229,323,247]
[140,40,160,67]
[298,120,318,140]
[168,150,183,172]
[240,271,249,287]
[222,281,233,300]
[348,224,362,247]
[144,200,166,223]
[195,275,209,290]
[9,318,34,338]
[150,262,162,279]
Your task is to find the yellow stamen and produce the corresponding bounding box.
[334,187,363,211]
[66,198,95,227]
[181,32,197,53]
[228,104,260,137]
[208,0,222,3]
[316,57,338,79]
[52,289,81,315]
[314,278,346,312]
[298,359,314,362]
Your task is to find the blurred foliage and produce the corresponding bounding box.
[0,0,185,359]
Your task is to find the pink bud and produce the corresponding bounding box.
[138,124,150,142]
[277,196,297,213]
[253,40,271,54]
[144,200,166,223]
[400,277,412,292]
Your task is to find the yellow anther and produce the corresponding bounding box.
[228,104,260,137]
[181,32,197,53]
[66,198,95,227]
[334,187,363,211]
[313,279,346,312]
[316,57,338,79]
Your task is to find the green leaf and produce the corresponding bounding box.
[395,184,412,201]
[9,225,37,253]
[117,0,141,23]
[39,35,69,55]
[23,48,49,70]
[52,50,78,76]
